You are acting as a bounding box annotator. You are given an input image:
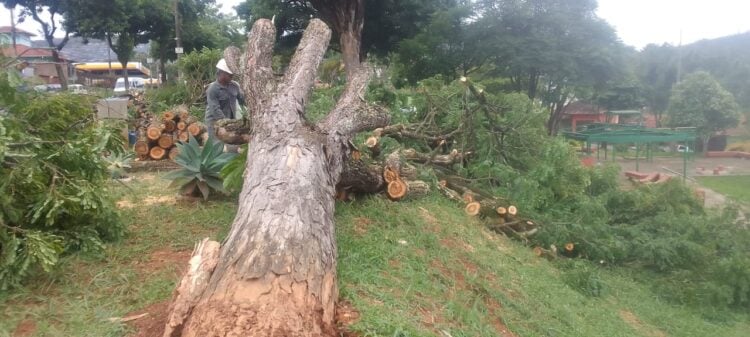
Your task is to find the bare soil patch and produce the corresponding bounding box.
[133,249,192,280]
[126,300,171,337]
[619,310,667,337]
[12,319,36,337]
[353,217,371,236]
[336,300,361,337]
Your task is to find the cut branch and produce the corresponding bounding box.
[214,119,253,145]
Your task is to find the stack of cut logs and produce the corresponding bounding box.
[133,107,206,161]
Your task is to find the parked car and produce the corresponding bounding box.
[676,145,692,153]
[68,84,88,94]
[113,77,146,93]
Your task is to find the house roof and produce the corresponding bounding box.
[563,101,607,115]
[0,44,58,59]
[0,26,36,36]
[32,37,150,63]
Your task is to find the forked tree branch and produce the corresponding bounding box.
[275,19,332,123]
[224,19,277,116]
[318,65,390,136]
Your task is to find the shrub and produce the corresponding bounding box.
[177,47,223,105]
[145,84,190,112]
[0,93,125,289]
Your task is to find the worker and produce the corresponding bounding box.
[205,58,245,151]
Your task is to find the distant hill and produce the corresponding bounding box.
[681,32,750,110]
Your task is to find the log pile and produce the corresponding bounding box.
[434,177,540,240]
[133,106,206,161]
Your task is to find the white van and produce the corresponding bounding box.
[113,77,146,93]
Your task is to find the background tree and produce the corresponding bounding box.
[65,0,162,90]
[150,0,244,82]
[392,6,487,86]
[636,43,679,126]
[2,0,71,89]
[446,0,625,134]
[236,0,459,72]
[667,71,741,152]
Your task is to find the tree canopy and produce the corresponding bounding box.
[667,71,741,140]
[2,0,72,88]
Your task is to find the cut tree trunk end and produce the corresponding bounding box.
[147,125,163,141]
[187,122,206,137]
[163,111,176,121]
[158,134,174,149]
[365,136,381,158]
[387,179,408,200]
[465,202,481,216]
[150,146,167,160]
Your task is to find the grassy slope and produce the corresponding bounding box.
[696,176,750,205]
[1,172,748,336]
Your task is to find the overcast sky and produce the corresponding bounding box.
[0,0,748,50]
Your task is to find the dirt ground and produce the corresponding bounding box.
[600,155,750,208]
[611,156,750,178]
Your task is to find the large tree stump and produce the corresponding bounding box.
[169,18,389,337]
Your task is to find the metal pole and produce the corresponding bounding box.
[636,143,640,171]
[604,143,608,160]
[683,141,688,182]
[10,7,17,57]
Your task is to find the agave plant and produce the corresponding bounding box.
[105,152,133,179]
[165,135,236,200]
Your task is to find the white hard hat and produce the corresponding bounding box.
[216,58,233,75]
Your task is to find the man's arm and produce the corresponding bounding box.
[205,83,225,120]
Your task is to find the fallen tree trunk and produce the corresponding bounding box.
[171,19,390,336]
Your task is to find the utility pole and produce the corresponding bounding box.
[676,29,683,84]
[173,0,183,79]
[9,6,17,56]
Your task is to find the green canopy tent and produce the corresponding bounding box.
[563,123,696,181]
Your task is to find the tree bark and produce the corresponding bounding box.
[173,18,389,337]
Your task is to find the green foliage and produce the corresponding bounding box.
[237,0,459,56]
[151,0,244,63]
[177,47,223,105]
[165,135,236,200]
[392,6,476,86]
[667,71,741,140]
[220,144,248,193]
[0,93,124,289]
[560,260,608,297]
[145,84,190,111]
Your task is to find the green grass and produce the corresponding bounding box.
[1,172,748,336]
[696,176,750,205]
